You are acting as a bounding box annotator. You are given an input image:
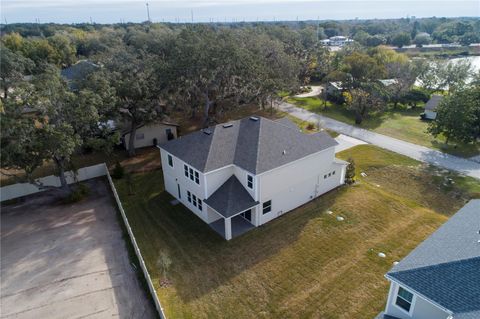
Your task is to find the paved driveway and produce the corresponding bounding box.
[279,101,480,179]
[1,179,156,319]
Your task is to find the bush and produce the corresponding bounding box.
[63,183,90,204]
[306,122,316,131]
[112,161,125,179]
[345,157,356,184]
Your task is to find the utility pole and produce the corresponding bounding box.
[146,2,151,22]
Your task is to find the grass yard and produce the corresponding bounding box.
[114,145,479,319]
[287,96,480,158]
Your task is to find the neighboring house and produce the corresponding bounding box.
[326,81,345,101]
[122,122,178,151]
[320,36,354,46]
[377,199,480,319]
[422,95,443,120]
[159,116,348,240]
[378,79,398,87]
[61,60,99,90]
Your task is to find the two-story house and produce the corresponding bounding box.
[377,199,480,319]
[158,116,348,240]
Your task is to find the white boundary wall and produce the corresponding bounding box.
[0,164,106,202]
[0,163,167,319]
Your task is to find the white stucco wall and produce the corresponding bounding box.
[125,124,177,151]
[257,147,344,225]
[385,281,450,319]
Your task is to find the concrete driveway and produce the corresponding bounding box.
[278,101,480,179]
[1,179,156,319]
[294,85,323,98]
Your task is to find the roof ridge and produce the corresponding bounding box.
[389,256,480,276]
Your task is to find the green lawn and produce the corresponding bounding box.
[114,145,479,319]
[287,96,480,158]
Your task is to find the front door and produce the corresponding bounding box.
[241,209,252,222]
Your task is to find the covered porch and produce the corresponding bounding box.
[209,213,256,240]
[204,175,259,240]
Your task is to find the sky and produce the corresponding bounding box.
[1,0,479,24]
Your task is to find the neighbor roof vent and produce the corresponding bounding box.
[222,123,233,128]
[282,150,287,155]
[202,129,212,135]
[250,116,259,121]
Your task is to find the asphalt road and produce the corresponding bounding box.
[279,101,480,180]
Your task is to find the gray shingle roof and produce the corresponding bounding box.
[160,116,338,174]
[424,94,443,111]
[203,175,259,218]
[387,200,480,318]
[275,117,300,130]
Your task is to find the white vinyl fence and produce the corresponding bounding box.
[104,164,166,318]
[0,163,106,202]
[0,163,166,319]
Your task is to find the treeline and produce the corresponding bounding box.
[1,22,478,194]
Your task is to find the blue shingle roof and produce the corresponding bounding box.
[387,200,480,318]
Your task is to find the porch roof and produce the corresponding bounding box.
[204,175,259,218]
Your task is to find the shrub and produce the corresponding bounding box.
[63,183,90,204]
[306,122,316,131]
[345,157,356,184]
[112,161,124,179]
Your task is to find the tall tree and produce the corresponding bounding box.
[101,47,162,156]
[428,85,480,144]
[1,66,111,193]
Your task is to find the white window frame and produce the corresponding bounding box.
[262,200,272,215]
[167,154,173,167]
[394,285,416,316]
[247,174,253,189]
[187,191,191,203]
[184,164,200,185]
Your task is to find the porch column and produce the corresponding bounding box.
[224,217,232,240]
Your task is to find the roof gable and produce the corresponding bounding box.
[203,175,259,218]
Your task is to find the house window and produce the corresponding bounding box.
[328,172,331,177]
[189,168,194,181]
[195,171,199,184]
[167,154,173,167]
[184,164,200,185]
[187,191,191,203]
[396,287,414,313]
[136,133,145,140]
[192,194,197,207]
[247,174,253,189]
[332,171,335,175]
[324,174,327,179]
[262,200,272,215]
[198,200,203,211]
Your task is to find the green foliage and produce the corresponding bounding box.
[391,32,411,48]
[345,157,356,184]
[112,161,125,179]
[428,85,480,144]
[62,183,90,204]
